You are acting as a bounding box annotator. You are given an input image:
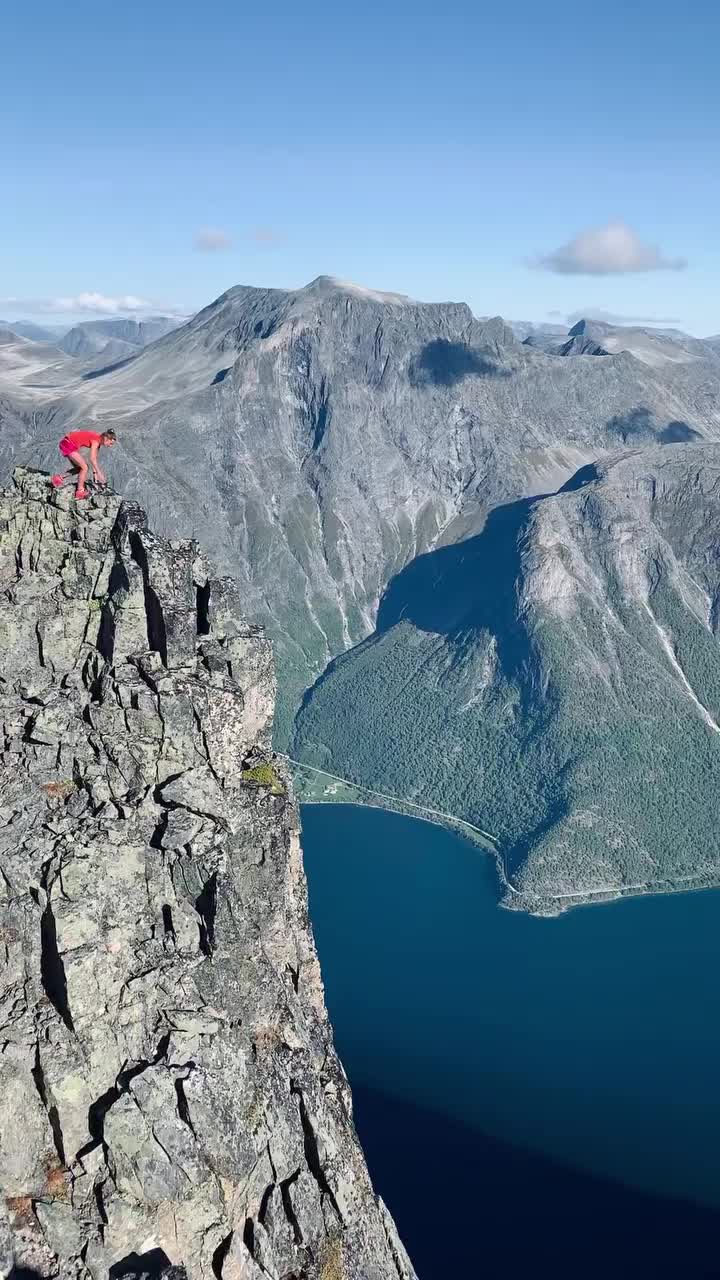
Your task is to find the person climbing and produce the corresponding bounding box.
[51,428,117,499]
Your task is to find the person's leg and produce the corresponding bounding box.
[54,439,73,486]
[66,450,89,497]
[53,464,80,487]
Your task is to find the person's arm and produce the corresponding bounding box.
[89,441,106,484]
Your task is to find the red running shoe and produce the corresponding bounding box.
[75,489,89,500]
[51,474,65,488]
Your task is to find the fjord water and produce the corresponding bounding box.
[302,803,720,1279]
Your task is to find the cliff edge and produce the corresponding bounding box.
[0,469,414,1280]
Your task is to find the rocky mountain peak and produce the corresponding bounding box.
[567,318,613,339]
[301,277,417,306]
[191,276,477,352]
[0,469,414,1280]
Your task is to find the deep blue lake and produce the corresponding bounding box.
[301,802,720,1280]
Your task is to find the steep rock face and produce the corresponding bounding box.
[0,469,414,1280]
[3,278,720,738]
[559,334,609,357]
[293,445,720,912]
[59,319,182,358]
[81,339,139,374]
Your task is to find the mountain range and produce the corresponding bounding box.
[56,315,182,358]
[0,320,66,343]
[1,277,720,906]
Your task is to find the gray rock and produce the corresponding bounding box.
[81,339,140,374]
[559,333,610,357]
[59,319,182,358]
[0,468,415,1280]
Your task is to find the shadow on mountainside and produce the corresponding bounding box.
[376,496,539,680]
[292,494,569,882]
[607,406,702,445]
[108,1249,174,1278]
[558,461,600,492]
[12,1257,176,1280]
[659,419,702,443]
[607,406,656,442]
[409,338,512,386]
[82,354,138,381]
[353,1086,720,1280]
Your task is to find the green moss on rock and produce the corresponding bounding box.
[241,763,285,795]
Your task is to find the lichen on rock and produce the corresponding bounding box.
[0,468,415,1280]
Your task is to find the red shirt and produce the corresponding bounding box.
[64,430,102,450]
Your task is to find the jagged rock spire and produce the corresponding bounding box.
[0,469,415,1280]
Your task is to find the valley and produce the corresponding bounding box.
[294,446,720,910]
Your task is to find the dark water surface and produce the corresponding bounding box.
[301,803,720,1279]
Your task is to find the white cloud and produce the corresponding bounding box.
[194,227,233,252]
[0,292,161,316]
[533,221,687,275]
[62,292,154,314]
[565,307,681,326]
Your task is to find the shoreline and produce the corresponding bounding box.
[510,872,720,917]
[298,794,720,918]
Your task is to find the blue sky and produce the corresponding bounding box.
[3,0,718,332]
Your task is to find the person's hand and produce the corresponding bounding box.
[94,469,106,485]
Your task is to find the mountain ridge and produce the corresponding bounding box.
[2,277,720,743]
[292,443,720,911]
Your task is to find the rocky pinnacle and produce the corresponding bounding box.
[0,469,415,1280]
